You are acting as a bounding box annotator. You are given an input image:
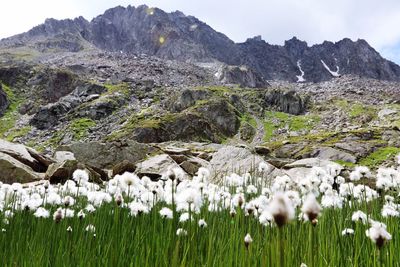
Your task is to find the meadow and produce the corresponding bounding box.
[0,162,399,266]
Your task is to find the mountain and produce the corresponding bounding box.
[1,5,400,83]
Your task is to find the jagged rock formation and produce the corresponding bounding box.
[215,64,270,88]
[0,83,8,116]
[1,5,400,83]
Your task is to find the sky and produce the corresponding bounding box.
[1,0,400,63]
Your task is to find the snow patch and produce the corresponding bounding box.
[321,60,340,77]
[296,60,306,82]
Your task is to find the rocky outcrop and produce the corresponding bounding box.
[264,90,308,115]
[135,154,189,180]
[215,64,269,88]
[0,152,44,184]
[0,83,9,116]
[168,89,210,112]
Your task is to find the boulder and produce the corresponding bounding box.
[0,152,44,183]
[135,154,189,180]
[311,147,357,163]
[45,160,105,184]
[264,90,308,115]
[169,89,210,112]
[179,156,211,176]
[54,151,76,162]
[209,146,278,182]
[112,160,137,176]
[0,83,9,116]
[0,139,49,172]
[215,64,269,88]
[283,158,342,169]
[56,141,158,169]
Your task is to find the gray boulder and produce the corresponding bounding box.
[311,147,357,163]
[135,154,189,180]
[0,152,44,183]
[216,64,269,88]
[264,90,308,115]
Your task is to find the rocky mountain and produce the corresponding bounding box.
[1,5,400,83]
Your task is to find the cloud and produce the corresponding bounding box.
[1,0,400,63]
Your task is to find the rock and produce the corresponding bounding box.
[0,83,9,116]
[215,64,269,88]
[239,123,255,141]
[135,154,188,180]
[169,154,189,164]
[0,152,44,183]
[0,139,48,172]
[169,89,210,112]
[54,151,76,162]
[45,160,105,184]
[255,146,271,155]
[267,158,295,168]
[209,146,277,182]
[180,156,211,176]
[264,90,308,115]
[162,146,191,155]
[311,147,357,163]
[57,141,158,169]
[334,142,377,158]
[274,143,307,159]
[283,158,342,169]
[378,108,396,119]
[112,160,137,176]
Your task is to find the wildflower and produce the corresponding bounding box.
[176,228,187,236]
[128,201,149,217]
[4,210,14,219]
[67,226,73,233]
[63,196,75,207]
[351,210,368,224]
[85,204,96,213]
[341,228,355,236]
[159,207,173,219]
[301,194,322,225]
[259,210,273,226]
[246,185,258,194]
[268,192,295,227]
[85,224,96,233]
[244,233,253,249]
[366,224,392,248]
[72,169,89,185]
[179,212,192,223]
[300,264,308,267]
[34,207,50,218]
[1,228,5,233]
[198,219,207,228]
[53,208,64,223]
[115,193,123,206]
[77,210,86,219]
[258,162,271,173]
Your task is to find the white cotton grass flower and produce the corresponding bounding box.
[159,207,173,219]
[85,224,96,233]
[72,169,89,185]
[246,185,258,194]
[258,162,271,173]
[53,208,64,223]
[1,228,6,233]
[244,233,253,249]
[366,224,392,248]
[176,228,187,236]
[179,212,192,223]
[34,207,50,218]
[63,196,75,207]
[77,210,86,219]
[259,210,274,226]
[268,192,295,227]
[301,194,322,225]
[351,210,368,224]
[198,219,207,228]
[67,226,73,233]
[341,228,355,236]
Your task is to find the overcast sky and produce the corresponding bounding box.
[2,0,400,63]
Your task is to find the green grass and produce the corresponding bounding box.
[0,84,24,138]
[240,113,257,128]
[5,126,32,142]
[359,147,400,168]
[104,83,130,96]
[69,118,96,141]
[349,103,376,119]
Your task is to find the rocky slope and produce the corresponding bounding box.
[1,5,400,83]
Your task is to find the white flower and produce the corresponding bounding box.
[301,194,322,223]
[366,224,391,248]
[4,210,14,218]
[341,228,354,236]
[244,233,253,248]
[78,210,86,219]
[268,192,295,227]
[198,219,207,228]
[63,196,75,207]
[67,226,73,232]
[179,212,192,223]
[159,207,173,219]
[72,169,89,185]
[85,224,96,233]
[246,185,258,194]
[351,210,368,224]
[34,207,50,218]
[258,162,271,173]
[259,210,274,226]
[176,228,187,236]
[53,208,64,222]
[128,201,149,217]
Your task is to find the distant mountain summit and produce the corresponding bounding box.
[2,4,400,82]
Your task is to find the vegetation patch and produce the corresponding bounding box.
[5,126,32,142]
[0,84,24,138]
[104,83,130,96]
[359,147,400,168]
[69,118,96,141]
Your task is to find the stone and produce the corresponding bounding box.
[311,147,357,163]
[54,151,76,162]
[215,64,269,88]
[135,154,189,180]
[112,160,137,176]
[255,146,271,155]
[283,158,342,170]
[0,83,9,116]
[264,90,308,115]
[0,152,44,183]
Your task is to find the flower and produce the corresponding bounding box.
[85,224,96,233]
[268,192,295,227]
[341,228,354,236]
[366,224,392,248]
[67,226,73,232]
[198,219,207,228]
[53,208,64,223]
[72,169,89,185]
[34,207,50,218]
[244,233,253,249]
[176,228,187,236]
[159,207,173,219]
[351,210,368,224]
[301,194,322,224]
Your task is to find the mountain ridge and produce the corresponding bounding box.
[1,4,400,83]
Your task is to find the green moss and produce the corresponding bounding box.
[334,160,357,168]
[104,83,130,96]
[240,113,257,128]
[359,147,400,168]
[0,84,24,138]
[349,103,376,118]
[70,118,96,140]
[196,86,231,96]
[5,126,32,142]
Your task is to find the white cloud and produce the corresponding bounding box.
[1,0,400,63]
